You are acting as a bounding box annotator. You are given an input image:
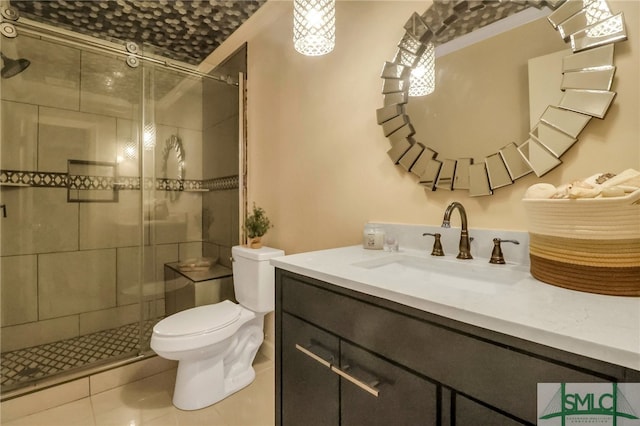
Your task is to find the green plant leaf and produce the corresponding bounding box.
[244,203,272,238]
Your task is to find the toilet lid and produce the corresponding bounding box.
[154,300,242,337]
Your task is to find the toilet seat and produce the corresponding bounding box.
[151,300,255,354]
[154,300,242,337]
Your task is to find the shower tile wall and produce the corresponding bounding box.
[0,33,210,354]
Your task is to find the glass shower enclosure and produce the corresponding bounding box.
[0,18,243,395]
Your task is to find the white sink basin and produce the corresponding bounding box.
[351,253,528,294]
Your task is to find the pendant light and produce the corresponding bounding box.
[293,0,336,56]
[408,42,435,97]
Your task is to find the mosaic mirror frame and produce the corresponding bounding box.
[376,0,628,196]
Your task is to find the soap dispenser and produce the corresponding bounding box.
[363,224,384,250]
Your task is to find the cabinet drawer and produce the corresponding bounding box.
[340,341,438,426]
[280,273,610,424]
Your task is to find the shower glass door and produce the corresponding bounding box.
[0,29,148,392]
[137,61,208,352]
[0,21,241,394]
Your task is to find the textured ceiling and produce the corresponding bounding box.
[10,0,548,65]
[11,0,266,65]
[422,0,537,46]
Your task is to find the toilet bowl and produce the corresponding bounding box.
[150,245,284,411]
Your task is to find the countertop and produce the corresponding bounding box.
[271,235,640,371]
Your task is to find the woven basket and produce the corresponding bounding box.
[523,189,640,296]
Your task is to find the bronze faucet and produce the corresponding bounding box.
[442,202,472,259]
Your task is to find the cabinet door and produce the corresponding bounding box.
[281,313,339,426]
[454,394,527,426]
[340,341,438,426]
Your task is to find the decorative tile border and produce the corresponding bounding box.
[1,170,238,192]
[203,175,240,191]
[1,170,68,188]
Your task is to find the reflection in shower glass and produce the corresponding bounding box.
[0,52,30,78]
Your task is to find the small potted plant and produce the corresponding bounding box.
[244,203,273,248]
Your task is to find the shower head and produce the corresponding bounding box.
[1,52,30,79]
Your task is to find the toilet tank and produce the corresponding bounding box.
[231,245,285,313]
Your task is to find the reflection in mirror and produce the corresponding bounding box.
[399,143,423,171]
[562,43,613,71]
[435,159,456,190]
[383,92,408,107]
[408,43,436,97]
[382,77,408,94]
[382,114,409,137]
[530,122,577,158]
[499,143,532,181]
[548,0,588,28]
[410,146,436,178]
[557,88,616,118]
[468,163,492,197]
[380,61,410,79]
[485,153,513,190]
[570,13,626,52]
[556,0,616,40]
[518,138,562,177]
[387,138,412,164]
[388,123,414,144]
[558,9,596,40]
[377,0,628,196]
[560,67,615,91]
[453,158,472,190]
[418,156,442,190]
[539,106,590,138]
[376,104,403,124]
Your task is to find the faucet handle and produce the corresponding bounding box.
[489,238,520,264]
[422,233,444,256]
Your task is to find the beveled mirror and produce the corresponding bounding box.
[377,0,628,196]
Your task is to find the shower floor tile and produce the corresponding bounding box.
[1,321,155,392]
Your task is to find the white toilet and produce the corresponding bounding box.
[150,245,284,411]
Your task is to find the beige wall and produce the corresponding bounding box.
[203,0,640,256]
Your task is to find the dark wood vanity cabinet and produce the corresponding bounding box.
[275,269,639,426]
[282,312,437,426]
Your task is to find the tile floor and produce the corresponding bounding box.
[2,354,275,426]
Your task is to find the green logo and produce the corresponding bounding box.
[539,383,639,425]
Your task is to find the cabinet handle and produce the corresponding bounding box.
[295,343,332,368]
[295,343,381,397]
[331,365,380,398]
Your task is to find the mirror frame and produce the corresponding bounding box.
[377,0,628,196]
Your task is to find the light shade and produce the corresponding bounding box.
[293,0,335,56]
[408,42,435,97]
[143,123,156,151]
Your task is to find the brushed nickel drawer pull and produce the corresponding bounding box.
[330,365,380,397]
[295,344,332,368]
